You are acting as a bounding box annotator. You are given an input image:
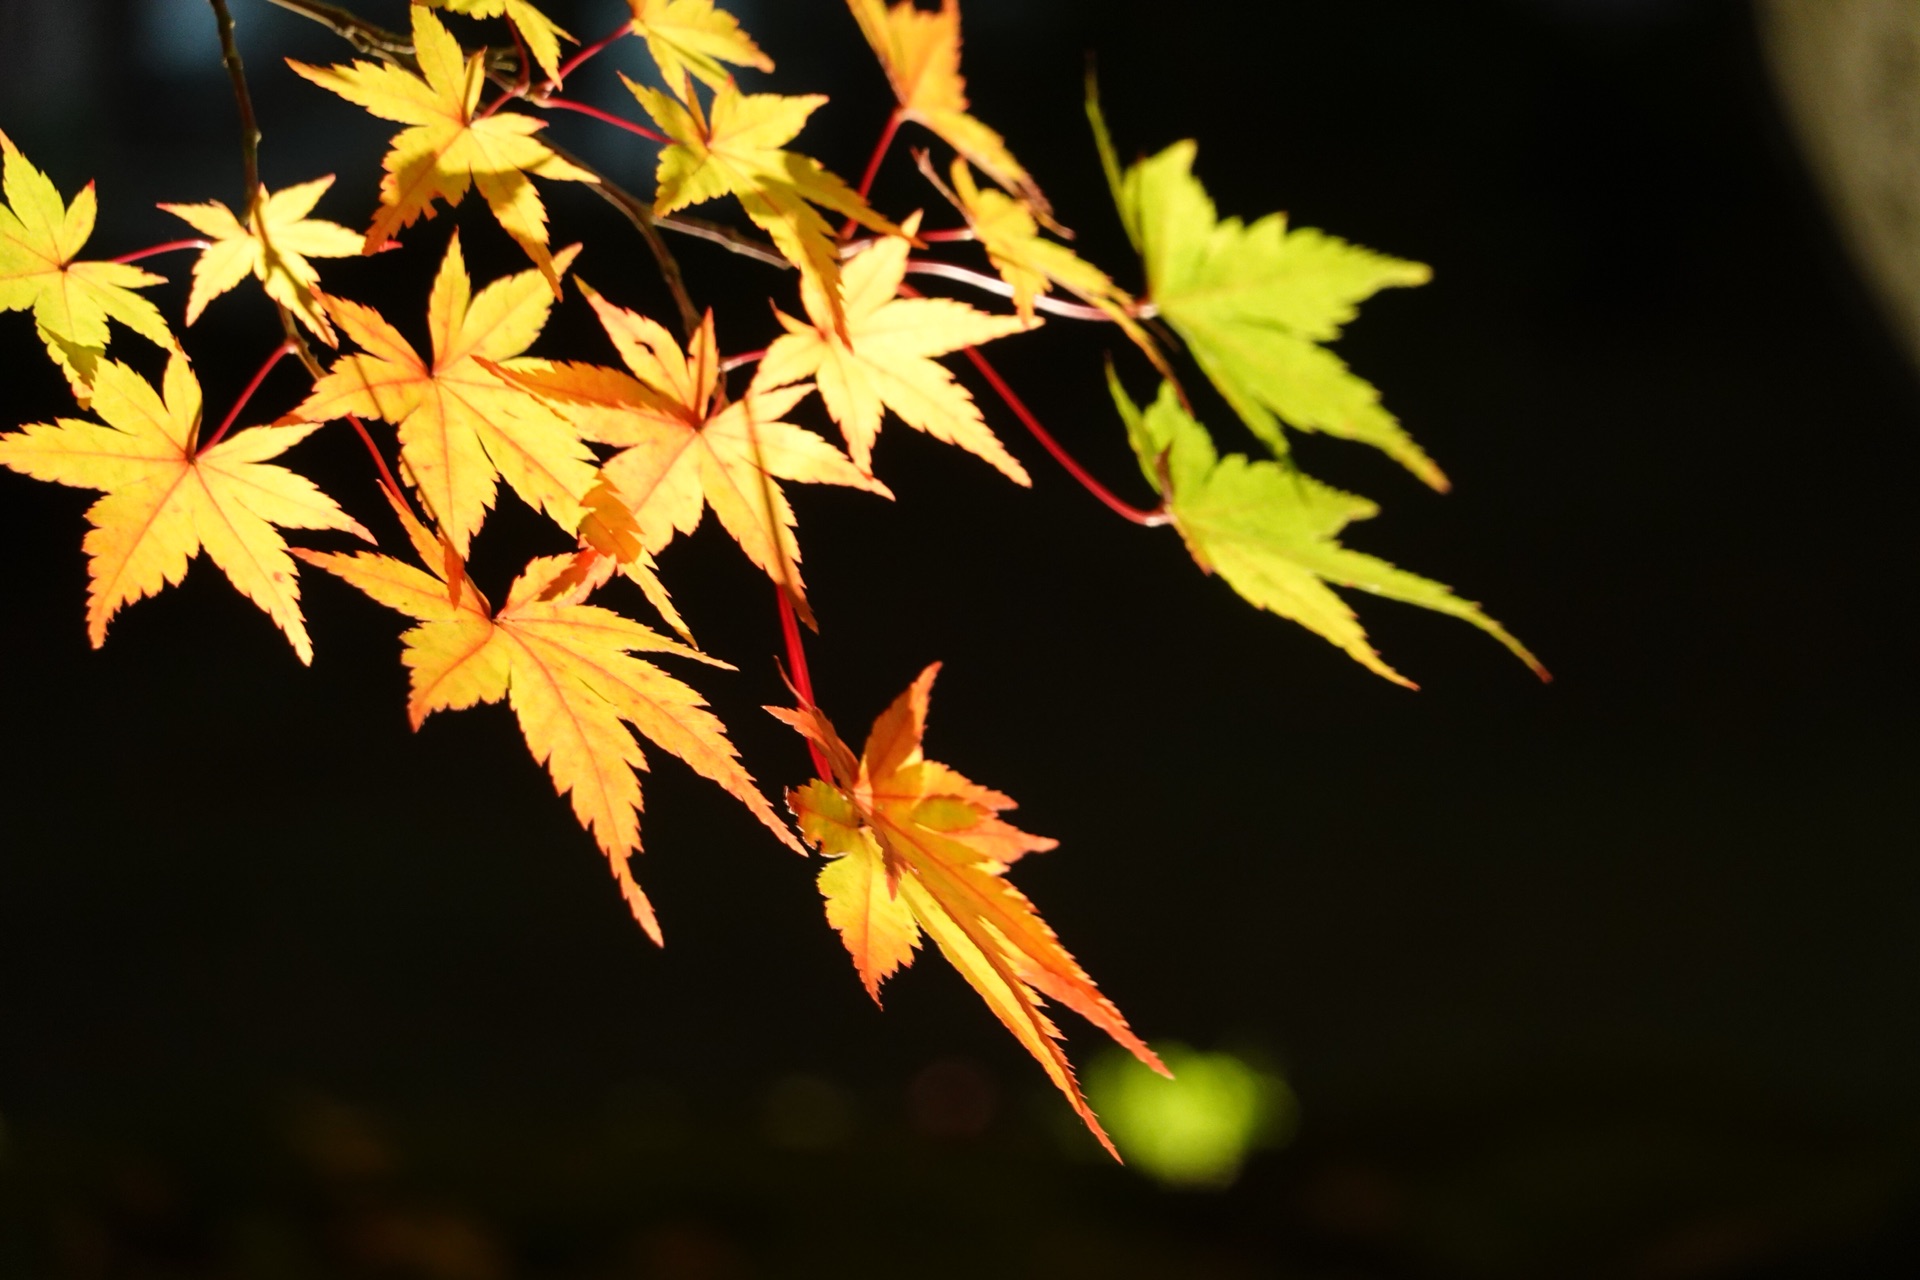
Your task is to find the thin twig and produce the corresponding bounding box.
[904,260,1156,321]
[538,135,702,338]
[266,0,515,71]
[206,0,262,211]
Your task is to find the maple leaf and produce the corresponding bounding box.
[845,0,1051,223]
[497,283,889,622]
[1105,132,1443,488]
[0,352,370,663]
[754,211,1031,483]
[159,176,362,346]
[0,128,174,398]
[773,664,1168,1157]
[425,0,573,85]
[285,230,596,555]
[288,4,596,291]
[629,76,899,336]
[1110,372,1545,686]
[626,0,773,92]
[298,499,801,944]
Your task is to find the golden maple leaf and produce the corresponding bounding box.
[285,230,596,555]
[755,210,1032,483]
[298,497,801,944]
[625,0,772,91]
[629,76,900,337]
[497,283,890,623]
[844,0,1051,223]
[425,0,574,84]
[0,129,174,398]
[288,4,596,292]
[159,176,362,346]
[0,352,370,662]
[773,663,1168,1157]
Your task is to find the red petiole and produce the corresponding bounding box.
[198,339,294,452]
[777,586,832,779]
[112,238,209,265]
[536,96,667,143]
[840,108,902,239]
[897,284,1169,526]
[545,19,632,90]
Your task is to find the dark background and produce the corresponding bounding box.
[1,0,1916,1275]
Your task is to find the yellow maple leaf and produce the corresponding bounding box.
[285,230,596,555]
[844,0,1050,223]
[298,515,801,944]
[0,129,174,398]
[425,0,573,84]
[497,283,890,623]
[774,663,1168,1158]
[288,4,596,292]
[755,210,1031,483]
[629,76,899,336]
[159,176,362,346]
[0,352,370,663]
[626,0,772,91]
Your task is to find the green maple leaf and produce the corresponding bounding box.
[1095,111,1443,489]
[1110,371,1543,687]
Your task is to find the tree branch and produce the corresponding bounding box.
[904,259,1157,321]
[206,0,262,210]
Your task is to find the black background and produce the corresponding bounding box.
[1,0,1917,1275]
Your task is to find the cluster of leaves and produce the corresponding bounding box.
[0,0,1539,1152]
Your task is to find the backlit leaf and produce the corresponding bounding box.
[288,4,596,291]
[0,352,370,662]
[1110,372,1544,685]
[0,129,174,397]
[774,664,1167,1157]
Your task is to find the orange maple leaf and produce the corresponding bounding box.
[754,210,1032,483]
[284,230,596,555]
[844,0,1052,224]
[0,352,370,662]
[288,4,595,291]
[299,494,800,944]
[497,283,890,623]
[773,664,1167,1156]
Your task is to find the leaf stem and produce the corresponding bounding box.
[110,238,211,265]
[840,107,902,239]
[777,587,831,778]
[200,339,294,452]
[719,348,766,374]
[535,96,667,144]
[900,284,1168,527]
[345,412,405,502]
[545,18,630,90]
